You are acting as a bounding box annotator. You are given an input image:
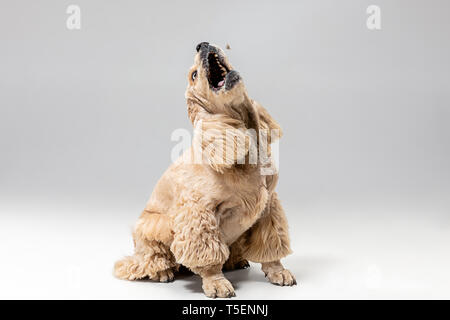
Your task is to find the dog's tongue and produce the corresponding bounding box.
[218,80,225,87]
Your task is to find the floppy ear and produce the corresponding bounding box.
[189,105,253,173]
[252,100,283,144]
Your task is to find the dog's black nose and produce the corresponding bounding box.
[196,42,209,52]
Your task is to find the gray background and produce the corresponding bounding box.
[0,0,449,299]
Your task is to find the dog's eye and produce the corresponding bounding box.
[191,70,197,81]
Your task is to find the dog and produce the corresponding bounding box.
[114,42,295,298]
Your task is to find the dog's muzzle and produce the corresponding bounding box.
[195,41,241,92]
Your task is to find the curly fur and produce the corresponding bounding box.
[193,113,250,173]
[114,43,295,297]
[114,239,176,280]
[170,192,230,268]
[239,192,293,263]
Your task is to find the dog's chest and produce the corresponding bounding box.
[217,173,269,245]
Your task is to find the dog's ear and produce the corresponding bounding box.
[252,100,283,144]
[190,106,252,173]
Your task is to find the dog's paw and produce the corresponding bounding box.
[235,259,250,270]
[223,259,250,271]
[202,278,236,298]
[265,269,297,286]
[155,269,175,283]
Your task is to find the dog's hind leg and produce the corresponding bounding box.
[223,241,250,271]
[114,239,177,282]
[114,212,177,282]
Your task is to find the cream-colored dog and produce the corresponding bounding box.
[114,42,295,298]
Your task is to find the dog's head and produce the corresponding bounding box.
[184,42,282,172]
[185,42,257,130]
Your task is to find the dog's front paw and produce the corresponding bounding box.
[265,269,297,286]
[202,277,236,298]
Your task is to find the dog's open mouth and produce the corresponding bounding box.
[207,52,229,91]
